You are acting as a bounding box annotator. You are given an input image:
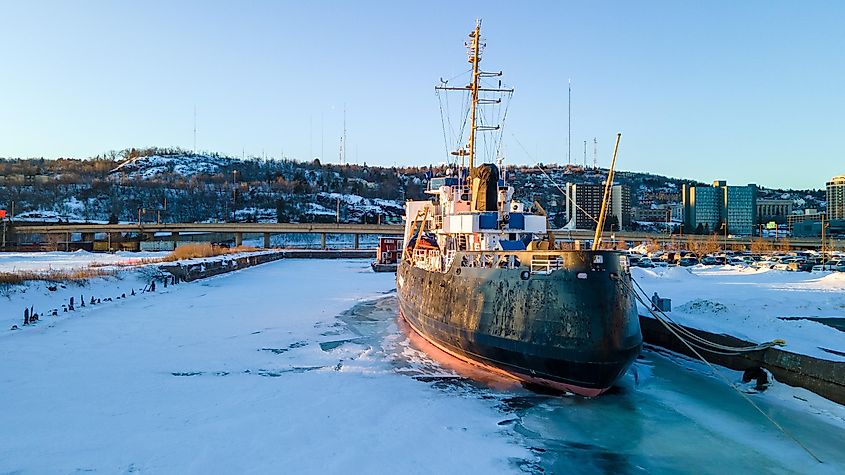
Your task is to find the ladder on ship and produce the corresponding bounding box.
[404,207,430,261]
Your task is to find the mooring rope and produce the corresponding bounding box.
[622,275,823,463]
[631,277,785,355]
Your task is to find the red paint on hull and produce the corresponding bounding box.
[399,309,611,397]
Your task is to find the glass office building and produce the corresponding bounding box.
[683,181,757,235]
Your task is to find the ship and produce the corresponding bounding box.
[372,236,401,272]
[396,21,642,396]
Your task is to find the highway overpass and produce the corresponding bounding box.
[7,222,841,250]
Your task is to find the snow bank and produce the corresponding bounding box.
[0,251,168,273]
[633,266,845,362]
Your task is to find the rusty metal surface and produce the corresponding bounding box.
[397,250,643,390]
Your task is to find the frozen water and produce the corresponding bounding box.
[1,259,843,473]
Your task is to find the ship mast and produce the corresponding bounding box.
[467,20,481,171]
[436,20,512,181]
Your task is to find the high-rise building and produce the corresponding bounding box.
[683,180,757,235]
[683,183,721,233]
[827,175,845,220]
[611,185,632,228]
[564,183,631,230]
[723,184,757,236]
[564,183,603,230]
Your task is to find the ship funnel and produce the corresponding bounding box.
[470,163,499,212]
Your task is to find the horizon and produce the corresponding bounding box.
[1,1,843,189]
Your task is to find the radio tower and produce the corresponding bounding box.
[593,137,597,169]
[567,79,571,165]
[583,140,587,168]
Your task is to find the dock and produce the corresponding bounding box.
[159,249,374,282]
[640,315,845,405]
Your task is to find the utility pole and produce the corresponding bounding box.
[232,170,238,222]
[193,105,197,153]
[821,214,826,268]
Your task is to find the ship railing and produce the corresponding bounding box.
[444,249,457,270]
[413,249,443,272]
[529,256,564,274]
[455,252,522,270]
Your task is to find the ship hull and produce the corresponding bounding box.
[396,251,642,396]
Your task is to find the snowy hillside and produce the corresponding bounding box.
[110,153,234,179]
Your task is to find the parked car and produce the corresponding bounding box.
[701,256,717,265]
[636,257,655,268]
[679,257,699,267]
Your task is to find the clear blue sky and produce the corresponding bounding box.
[1,0,842,189]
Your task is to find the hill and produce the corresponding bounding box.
[0,147,826,227]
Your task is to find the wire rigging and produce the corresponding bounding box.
[622,276,820,463]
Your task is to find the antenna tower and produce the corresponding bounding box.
[567,79,571,165]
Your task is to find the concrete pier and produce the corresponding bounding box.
[639,315,845,405]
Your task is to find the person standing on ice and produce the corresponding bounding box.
[23,308,29,326]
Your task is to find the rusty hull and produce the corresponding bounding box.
[397,250,643,394]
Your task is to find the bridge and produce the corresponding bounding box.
[7,222,840,250]
[9,222,404,248]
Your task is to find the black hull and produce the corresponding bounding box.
[371,262,398,273]
[397,251,642,395]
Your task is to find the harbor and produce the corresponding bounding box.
[3,2,845,473]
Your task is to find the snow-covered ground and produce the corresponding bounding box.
[0,250,168,273]
[1,257,844,473]
[0,259,530,473]
[633,265,845,361]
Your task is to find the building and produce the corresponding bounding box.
[667,203,684,222]
[792,219,845,237]
[756,198,793,224]
[827,175,845,220]
[564,183,631,230]
[682,183,722,234]
[611,185,632,228]
[683,180,757,235]
[632,207,671,222]
[787,210,825,228]
[723,184,757,235]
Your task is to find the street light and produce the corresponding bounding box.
[232,170,239,222]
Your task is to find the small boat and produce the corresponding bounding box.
[371,236,401,272]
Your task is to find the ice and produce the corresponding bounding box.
[1,258,844,473]
[0,259,529,473]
